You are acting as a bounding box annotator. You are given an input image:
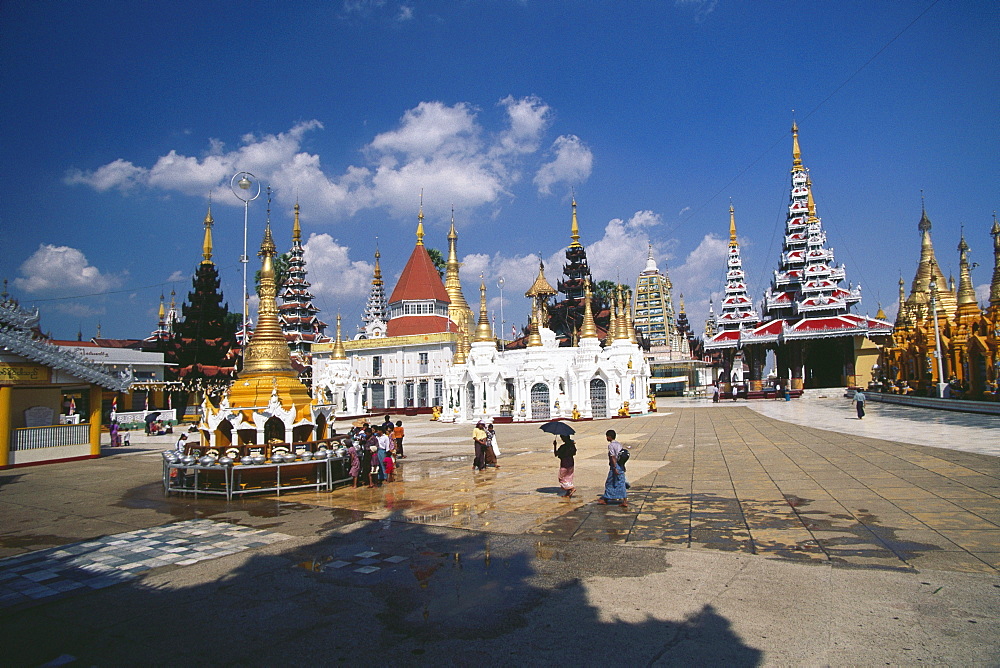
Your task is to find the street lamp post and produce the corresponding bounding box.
[928,274,948,398]
[230,172,261,348]
[497,276,505,351]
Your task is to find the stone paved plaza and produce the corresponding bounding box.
[1,394,998,665]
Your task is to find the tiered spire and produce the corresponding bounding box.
[241,224,296,376]
[956,230,978,310]
[201,202,214,265]
[361,242,389,334]
[473,275,494,343]
[633,244,680,349]
[331,314,347,360]
[762,124,860,320]
[715,205,760,330]
[444,209,474,333]
[580,278,598,339]
[279,202,330,361]
[901,204,957,322]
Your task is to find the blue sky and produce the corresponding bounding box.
[1,0,997,341]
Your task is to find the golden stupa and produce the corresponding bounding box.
[222,223,313,430]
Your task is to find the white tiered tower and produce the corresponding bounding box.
[716,204,761,331]
[359,244,389,339]
[762,123,861,320]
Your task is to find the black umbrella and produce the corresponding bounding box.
[144,412,160,424]
[539,421,575,436]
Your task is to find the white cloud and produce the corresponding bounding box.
[302,233,374,301]
[976,282,991,307]
[671,233,730,323]
[397,4,413,21]
[15,244,121,296]
[534,135,593,196]
[69,98,582,224]
[587,211,665,284]
[64,159,146,192]
[167,270,187,282]
[675,0,718,22]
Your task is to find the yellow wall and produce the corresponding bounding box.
[9,387,62,428]
[853,336,881,387]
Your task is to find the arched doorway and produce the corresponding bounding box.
[314,414,327,441]
[590,378,607,418]
[530,383,550,420]
[264,416,285,444]
[465,382,475,421]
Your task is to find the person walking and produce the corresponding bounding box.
[472,421,487,471]
[854,389,866,419]
[599,429,628,508]
[712,383,720,403]
[484,422,501,468]
[554,434,576,497]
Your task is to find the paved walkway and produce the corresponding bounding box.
[1,402,998,664]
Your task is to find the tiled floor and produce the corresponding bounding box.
[0,519,290,609]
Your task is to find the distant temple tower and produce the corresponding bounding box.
[278,203,330,366]
[444,209,474,337]
[633,244,679,350]
[898,204,958,324]
[359,243,389,338]
[715,204,761,332]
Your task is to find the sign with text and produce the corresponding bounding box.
[0,363,51,385]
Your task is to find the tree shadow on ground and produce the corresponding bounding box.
[4,509,763,666]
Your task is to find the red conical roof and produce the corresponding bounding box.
[388,243,450,304]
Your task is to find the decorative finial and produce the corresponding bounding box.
[728,202,738,247]
[569,192,582,248]
[292,200,301,243]
[791,120,803,170]
[201,200,215,265]
[416,192,425,246]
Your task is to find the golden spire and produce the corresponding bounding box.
[895,276,909,327]
[624,288,638,344]
[909,203,956,317]
[416,192,425,246]
[876,303,887,320]
[791,121,804,172]
[240,224,296,376]
[679,293,686,314]
[201,200,214,265]
[169,289,176,311]
[373,242,383,286]
[957,230,977,307]
[991,212,1000,307]
[331,313,347,360]
[453,322,469,363]
[525,260,557,298]
[580,278,598,339]
[158,293,165,320]
[728,203,738,248]
[526,301,543,347]
[444,208,472,328]
[569,195,582,248]
[292,201,302,243]
[806,176,818,222]
[473,275,494,343]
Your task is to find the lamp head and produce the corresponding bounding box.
[238,175,252,190]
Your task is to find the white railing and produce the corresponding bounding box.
[114,409,177,424]
[12,424,91,451]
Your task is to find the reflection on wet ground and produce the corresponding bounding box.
[2,407,998,575]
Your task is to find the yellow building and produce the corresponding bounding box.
[882,211,1000,398]
[1,297,128,468]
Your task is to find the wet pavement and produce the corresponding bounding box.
[1,403,998,665]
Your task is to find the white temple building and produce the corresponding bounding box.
[312,205,651,422]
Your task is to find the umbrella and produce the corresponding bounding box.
[144,412,161,424]
[539,421,575,436]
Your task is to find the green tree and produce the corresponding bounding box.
[427,248,446,278]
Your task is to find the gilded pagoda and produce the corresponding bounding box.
[881,212,1000,398]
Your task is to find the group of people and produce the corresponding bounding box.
[552,429,629,508]
[471,420,501,471]
[346,415,406,488]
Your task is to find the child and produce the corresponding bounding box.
[383,452,396,482]
[393,420,405,458]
